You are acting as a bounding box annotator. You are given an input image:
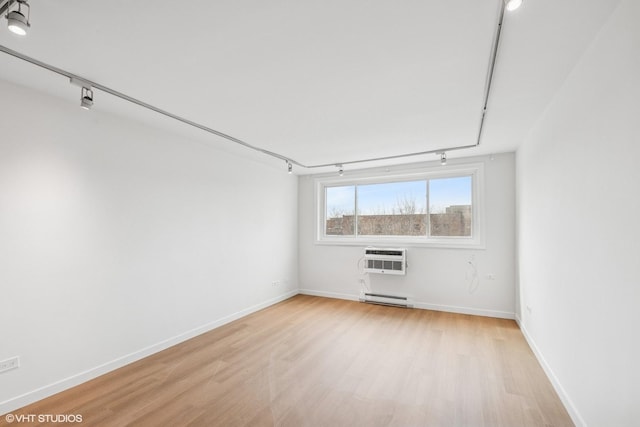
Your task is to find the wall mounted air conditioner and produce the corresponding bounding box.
[364,247,407,275]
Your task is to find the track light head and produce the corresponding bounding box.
[337,164,344,176]
[80,87,94,110]
[7,11,27,35]
[6,0,31,36]
[287,162,293,174]
[505,0,523,11]
[440,152,447,165]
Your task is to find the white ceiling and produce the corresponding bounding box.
[0,0,622,173]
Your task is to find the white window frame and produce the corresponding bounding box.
[315,163,485,248]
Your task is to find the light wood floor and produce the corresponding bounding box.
[4,295,573,426]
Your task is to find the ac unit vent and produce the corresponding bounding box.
[364,247,406,275]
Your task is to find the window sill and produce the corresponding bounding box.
[315,237,485,250]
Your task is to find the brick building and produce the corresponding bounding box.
[326,205,471,237]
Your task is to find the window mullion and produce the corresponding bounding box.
[426,178,430,238]
[324,186,328,236]
[354,185,359,237]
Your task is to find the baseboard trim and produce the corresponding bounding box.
[298,288,359,302]
[414,301,514,319]
[298,289,514,319]
[0,290,298,416]
[515,316,586,427]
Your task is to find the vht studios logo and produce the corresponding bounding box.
[5,413,83,423]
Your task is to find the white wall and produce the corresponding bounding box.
[298,153,516,318]
[0,80,298,413]
[516,0,640,425]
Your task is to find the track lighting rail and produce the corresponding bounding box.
[0,1,507,172]
[0,1,9,15]
[476,2,505,147]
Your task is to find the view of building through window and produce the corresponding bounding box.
[325,176,472,238]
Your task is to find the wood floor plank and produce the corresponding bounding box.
[1,295,574,426]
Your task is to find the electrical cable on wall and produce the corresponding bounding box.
[356,256,372,295]
[467,260,480,294]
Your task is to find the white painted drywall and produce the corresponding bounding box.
[298,153,516,318]
[0,79,298,413]
[516,0,640,425]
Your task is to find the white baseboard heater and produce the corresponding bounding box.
[360,292,413,308]
[364,247,407,275]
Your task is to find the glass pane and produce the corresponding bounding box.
[429,176,472,237]
[356,180,427,236]
[325,186,355,235]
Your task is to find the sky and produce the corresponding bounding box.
[326,176,472,217]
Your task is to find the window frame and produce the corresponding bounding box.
[315,163,485,248]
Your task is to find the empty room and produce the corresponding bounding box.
[0,0,638,426]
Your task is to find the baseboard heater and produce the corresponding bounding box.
[360,293,413,308]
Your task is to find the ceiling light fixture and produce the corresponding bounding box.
[287,161,293,174]
[505,0,523,12]
[80,87,94,110]
[6,0,30,36]
[337,164,344,176]
[440,152,447,165]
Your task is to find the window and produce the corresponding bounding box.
[317,164,484,247]
[428,176,472,237]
